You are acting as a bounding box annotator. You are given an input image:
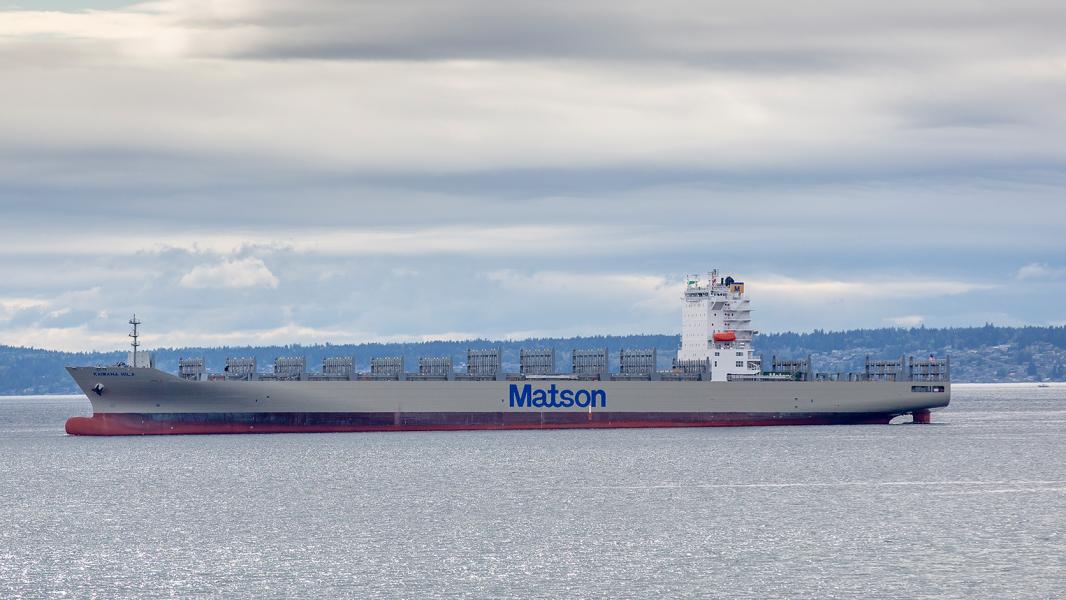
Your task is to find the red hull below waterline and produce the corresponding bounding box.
[65,411,898,436]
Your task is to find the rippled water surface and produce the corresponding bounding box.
[2,384,1065,599]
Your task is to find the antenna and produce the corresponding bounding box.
[129,314,141,368]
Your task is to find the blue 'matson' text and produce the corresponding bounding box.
[508,384,606,408]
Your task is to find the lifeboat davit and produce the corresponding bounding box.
[713,331,737,342]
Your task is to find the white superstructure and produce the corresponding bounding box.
[678,270,761,381]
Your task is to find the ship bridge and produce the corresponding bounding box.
[677,270,761,381]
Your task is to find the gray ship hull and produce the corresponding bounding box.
[64,367,950,435]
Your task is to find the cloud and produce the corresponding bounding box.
[1016,262,1066,280]
[885,315,925,327]
[0,322,352,351]
[2,1,1065,184]
[1,2,1066,350]
[0,297,50,318]
[57,0,1062,70]
[179,257,280,289]
[754,276,995,301]
[0,224,632,257]
[0,254,1059,350]
[0,288,109,340]
[486,270,678,315]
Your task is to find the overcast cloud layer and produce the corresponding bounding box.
[1,0,1065,351]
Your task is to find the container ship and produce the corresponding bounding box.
[64,271,950,436]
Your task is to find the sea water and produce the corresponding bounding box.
[1,384,1064,598]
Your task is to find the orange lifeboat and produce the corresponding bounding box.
[713,331,737,343]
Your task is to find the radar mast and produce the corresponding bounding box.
[129,315,141,368]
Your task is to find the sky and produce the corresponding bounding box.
[1,0,1065,351]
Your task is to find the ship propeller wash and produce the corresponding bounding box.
[65,271,949,435]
